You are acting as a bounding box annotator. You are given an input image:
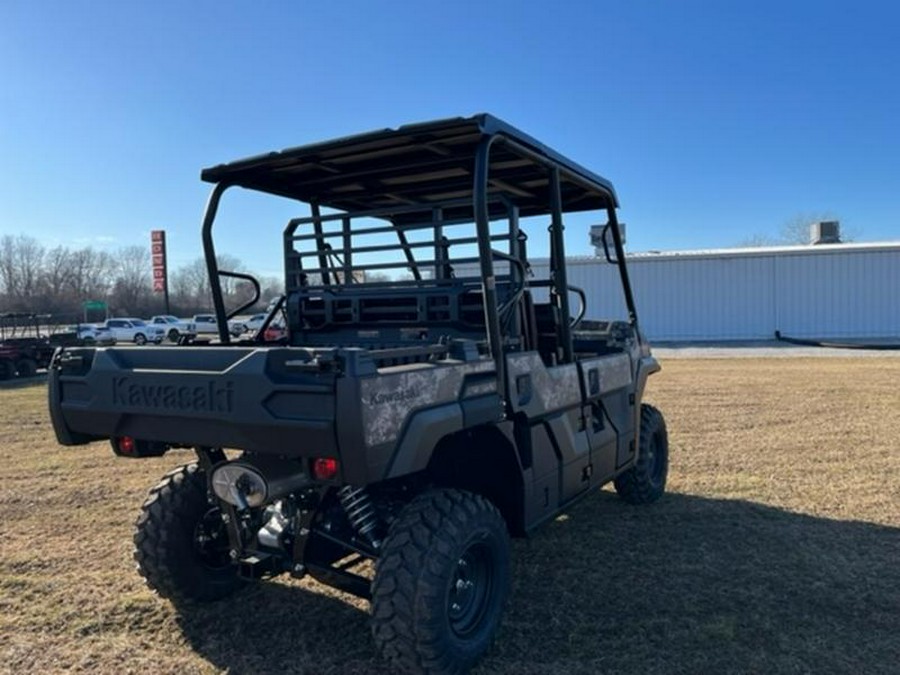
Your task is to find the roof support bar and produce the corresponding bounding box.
[201,182,232,344]
[474,135,507,406]
[607,206,638,327]
[310,202,331,286]
[549,168,574,363]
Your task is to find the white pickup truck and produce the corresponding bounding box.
[100,318,166,345]
[227,312,268,336]
[149,315,198,342]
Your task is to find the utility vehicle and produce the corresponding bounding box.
[48,115,667,674]
[0,312,55,378]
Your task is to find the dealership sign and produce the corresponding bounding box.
[151,230,167,293]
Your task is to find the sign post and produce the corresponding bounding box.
[151,230,169,314]
[82,300,108,323]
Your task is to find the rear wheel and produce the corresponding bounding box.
[16,358,37,378]
[371,489,510,675]
[133,333,147,345]
[0,360,14,380]
[134,463,243,603]
[615,404,668,504]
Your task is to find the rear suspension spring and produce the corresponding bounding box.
[338,485,380,548]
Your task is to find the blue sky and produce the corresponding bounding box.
[2,0,899,276]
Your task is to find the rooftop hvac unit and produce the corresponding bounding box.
[810,221,841,245]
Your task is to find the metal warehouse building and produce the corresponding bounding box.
[529,241,900,342]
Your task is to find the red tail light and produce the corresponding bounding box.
[117,436,136,455]
[312,457,339,481]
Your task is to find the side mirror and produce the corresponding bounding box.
[589,223,622,264]
[590,222,625,264]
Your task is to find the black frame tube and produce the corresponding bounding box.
[606,207,638,327]
[201,183,232,343]
[310,202,331,286]
[474,135,507,403]
[549,168,574,363]
[219,270,262,320]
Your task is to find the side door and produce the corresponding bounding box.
[507,354,593,511]
[578,352,636,483]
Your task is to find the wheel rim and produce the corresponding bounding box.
[193,508,232,570]
[135,334,146,345]
[447,541,493,638]
[647,433,665,487]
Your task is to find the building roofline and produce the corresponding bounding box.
[567,240,900,264]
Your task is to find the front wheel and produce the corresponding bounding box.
[371,489,510,675]
[614,404,668,504]
[133,333,147,345]
[134,463,243,603]
[167,329,180,342]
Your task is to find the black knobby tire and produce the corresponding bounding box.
[133,333,147,345]
[134,463,243,603]
[614,403,669,504]
[371,489,511,675]
[16,358,37,378]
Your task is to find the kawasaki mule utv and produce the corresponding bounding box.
[48,114,667,674]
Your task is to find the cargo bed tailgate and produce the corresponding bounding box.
[49,346,338,457]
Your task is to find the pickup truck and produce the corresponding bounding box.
[191,314,220,335]
[100,318,166,345]
[149,315,198,342]
[64,324,117,346]
[227,312,267,336]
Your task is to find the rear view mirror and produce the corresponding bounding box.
[591,223,625,265]
[590,223,624,264]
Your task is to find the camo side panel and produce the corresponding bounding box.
[506,353,581,417]
[578,353,632,397]
[359,360,495,447]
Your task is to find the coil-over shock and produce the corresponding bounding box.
[338,485,381,549]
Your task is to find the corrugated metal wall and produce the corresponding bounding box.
[528,243,900,341]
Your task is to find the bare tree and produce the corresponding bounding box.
[737,212,857,248]
[0,232,276,319]
[0,235,46,308]
[68,247,116,300]
[110,246,152,314]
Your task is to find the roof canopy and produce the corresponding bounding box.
[201,114,617,220]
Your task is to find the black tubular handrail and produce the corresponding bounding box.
[220,270,262,320]
[528,280,587,327]
[491,248,527,322]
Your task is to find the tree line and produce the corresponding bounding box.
[0,234,283,320]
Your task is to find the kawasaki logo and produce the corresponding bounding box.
[112,377,234,413]
[369,388,419,406]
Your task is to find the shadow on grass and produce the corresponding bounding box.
[175,493,900,675]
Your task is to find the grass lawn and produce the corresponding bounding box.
[1,358,898,674]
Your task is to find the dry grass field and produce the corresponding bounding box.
[1,358,898,674]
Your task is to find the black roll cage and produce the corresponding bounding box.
[199,117,639,405]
